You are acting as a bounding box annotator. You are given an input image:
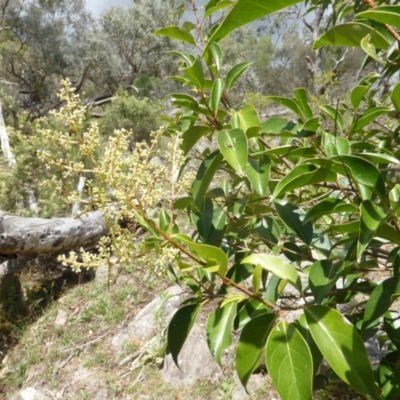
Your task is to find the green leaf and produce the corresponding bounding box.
[182,57,205,89]
[313,22,390,50]
[294,88,313,120]
[363,276,400,328]
[182,125,211,155]
[232,104,260,133]
[305,305,380,399]
[220,294,247,308]
[154,26,197,46]
[267,96,301,116]
[205,0,302,51]
[225,61,252,91]
[207,301,237,366]
[206,42,223,72]
[204,0,234,19]
[305,198,356,223]
[236,313,277,387]
[266,322,313,400]
[244,155,270,197]
[209,78,224,114]
[311,156,386,199]
[384,310,400,351]
[275,201,313,245]
[358,200,392,262]
[254,217,280,247]
[391,82,400,113]
[351,85,370,109]
[192,151,223,208]
[293,315,324,375]
[361,34,385,64]
[309,260,343,304]
[242,253,302,292]
[272,164,336,200]
[175,234,228,275]
[235,299,271,329]
[350,106,392,134]
[319,105,344,133]
[377,351,400,400]
[168,302,204,366]
[357,6,400,29]
[217,129,248,174]
[357,152,400,165]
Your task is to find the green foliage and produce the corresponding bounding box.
[149,1,400,398]
[98,92,163,144]
[29,0,400,398]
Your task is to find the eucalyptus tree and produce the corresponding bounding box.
[0,0,93,118]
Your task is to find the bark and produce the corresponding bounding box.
[0,211,107,257]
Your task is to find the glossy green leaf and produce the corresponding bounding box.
[294,88,313,120]
[351,85,370,109]
[225,61,252,91]
[272,164,336,200]
[350,106,392,134]
[357,152,400,165]
[309,260,343,304]
[313,22,390,50]
[220,294,247,308]
[154,26,196,46]
[305,198,356,223]
[204,0,234,19]
[305,306,380,399]
[182,57,205,89]
[267,96,301,116]
[254,217,280,247]
[217,129,248,174]
[391,82,400,113]
[207,42,223,72]
[192,151,223,208]
[209,78,224,115]
[377,351,400,400]
[232,104,260,132]
[363,276,400,328]
[311,156,386,199]
[242,253,302,292]
[168,302,204,366]
[361,34,385,63]
[177,235,228,275]
[205,0,302,51]
[319,104,344,133]
[182,125,211,155]
[357,6,400,29]
[235,299,271,329]
[275,201,313,245]
[384,310,400,351]
[390,184,400,211]
[358,200,392,261]
[236,313,277,387]
[244,155,270,196]
[266,322,313,400]
[293,315,323,375]
[207,301,237,366]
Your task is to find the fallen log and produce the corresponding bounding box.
[0,211,107,257]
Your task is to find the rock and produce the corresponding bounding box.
[111,286,185,350]
[54,309,68,327]
[14,387,46,400]
[93,388,108,400]
[161,323,218,385]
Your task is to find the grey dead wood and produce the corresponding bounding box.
[0,211,107,258]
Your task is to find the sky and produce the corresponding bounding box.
[85,0,131,17]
